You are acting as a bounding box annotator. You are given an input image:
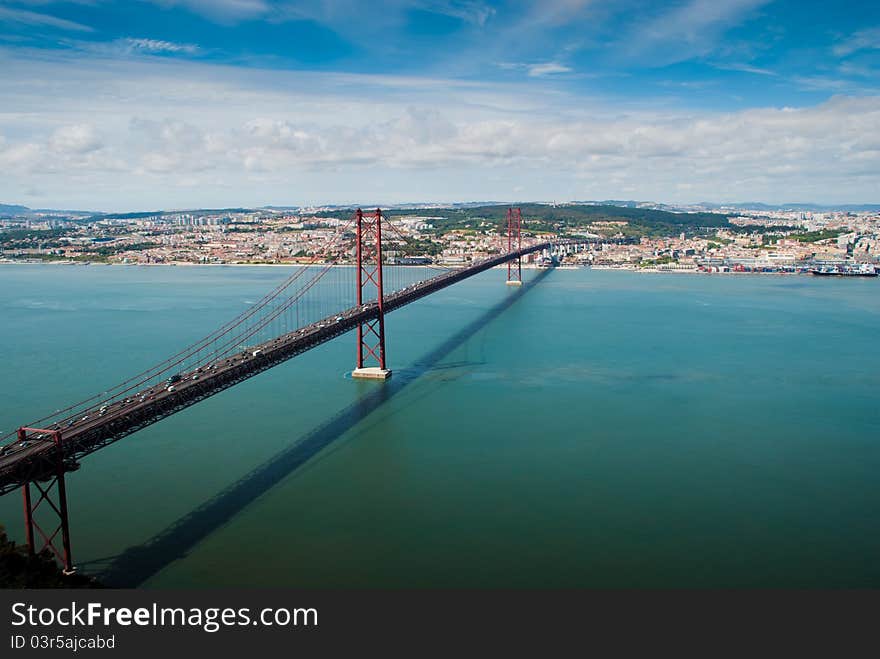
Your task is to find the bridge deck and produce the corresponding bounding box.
[0,241,561,494]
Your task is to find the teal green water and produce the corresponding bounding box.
[1,264,878,588]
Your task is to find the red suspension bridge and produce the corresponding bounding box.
[0,207,614,574]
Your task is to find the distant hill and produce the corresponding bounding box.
[32,208,95,215]
[4,199,877,223]
[697,202,880,213]
[84,210,166,220]
[0,203,94,217]
[375,203,732,237]
[0,203,30,215]
[85,208,254,221]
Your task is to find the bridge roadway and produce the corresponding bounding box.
[0,240,566,494]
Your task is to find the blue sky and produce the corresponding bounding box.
[1,0,879,210]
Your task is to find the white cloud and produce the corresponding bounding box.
[622,0,770,64]
[527,62,573,77]
[838,62,878,78]
[49,124,102,154]
[518,0,596,29]
[0,142,42,170]
[496,61,574,77]
[834,27,880,57]
[0,5,93,32]
[0,50,878,209]
[144,0,271,23]
[122,38,200,55]
[792,75,880,95]
[714,62,777,76]
[416,1,496,26]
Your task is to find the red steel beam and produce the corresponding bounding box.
[18,426,75,574]
[355,208,388,372]
[507,207,522,283]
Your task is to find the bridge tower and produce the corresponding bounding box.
[506,207,523,286]
[352,208,391,380]
[18,427,76,575]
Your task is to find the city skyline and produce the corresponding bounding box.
[1,0,879,210]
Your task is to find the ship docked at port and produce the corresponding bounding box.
[810,264,878,277]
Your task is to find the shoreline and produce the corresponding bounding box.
[1,260,875,277]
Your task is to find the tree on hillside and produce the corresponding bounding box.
[0,525,99,588]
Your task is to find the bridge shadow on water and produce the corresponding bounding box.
[97,268,552,586]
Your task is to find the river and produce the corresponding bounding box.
[1,264,878,587]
